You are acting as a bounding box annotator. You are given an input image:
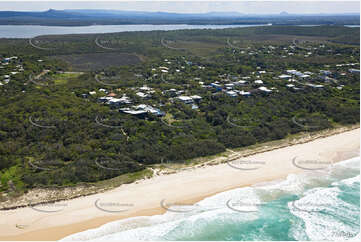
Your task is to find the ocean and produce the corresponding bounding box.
[61,157,360,241]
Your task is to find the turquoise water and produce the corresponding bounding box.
[61,157,360,241]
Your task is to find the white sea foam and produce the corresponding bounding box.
[289,176,360,241]
[339,175,360,186]
[334,156,360,171]
[61,157,360,241]
[61,187,261,241]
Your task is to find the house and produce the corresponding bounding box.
[226,90,238,97]
[98,88,108,93]
[320,70,332,75]
[279,74,292,79]
[210,83,222,91]
[191,104,199,109]
[336,85,344,90]
[120,104,164,118]
[239,90,251,96]
[107,92,117,97]
[300,74,310,79]
[163,89,177,97]
[258,86,272,93]
[99,95,132,106]
[176,90,185,95]
[119,95,132,104]
[190,95,202,102]
[98,96,113,103]
[135,104,164,116]
[108,98,126,107]
[210,82,222,88]
[139,86,152,92]
[176,96,194,104]
[307,84,324,88]
[120,108,147,118]
[136,92,150,98]
[225,83,234,90]
[288,70,304,77]
[349,69,360,74]
[237,80,247,85]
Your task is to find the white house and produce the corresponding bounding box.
[190,95,202,102]
[139,86,152,91]
[98,88,108,93]
[176,96,194,104]
[279,74,292,79]
[349,69,360,74]
[226,90,238,97]
[136,92,150,98]
[300,74,310,78]
[258,86,272,93]
[239,90,251,96]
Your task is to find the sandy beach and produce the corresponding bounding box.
[0,128,359,241]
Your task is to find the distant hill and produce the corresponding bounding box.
[0,9,358,26]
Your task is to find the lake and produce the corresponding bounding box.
[0,24,271,38]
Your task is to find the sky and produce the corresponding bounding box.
[0,1,359,14]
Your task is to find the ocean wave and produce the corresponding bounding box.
[61,157,360,241]
[289,179,360,240]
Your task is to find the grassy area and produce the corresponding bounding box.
[52,73,82,85]
[0,168,154,209]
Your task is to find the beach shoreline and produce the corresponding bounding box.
[0,127,359,241]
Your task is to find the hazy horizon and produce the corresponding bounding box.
[0,1,359,14]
